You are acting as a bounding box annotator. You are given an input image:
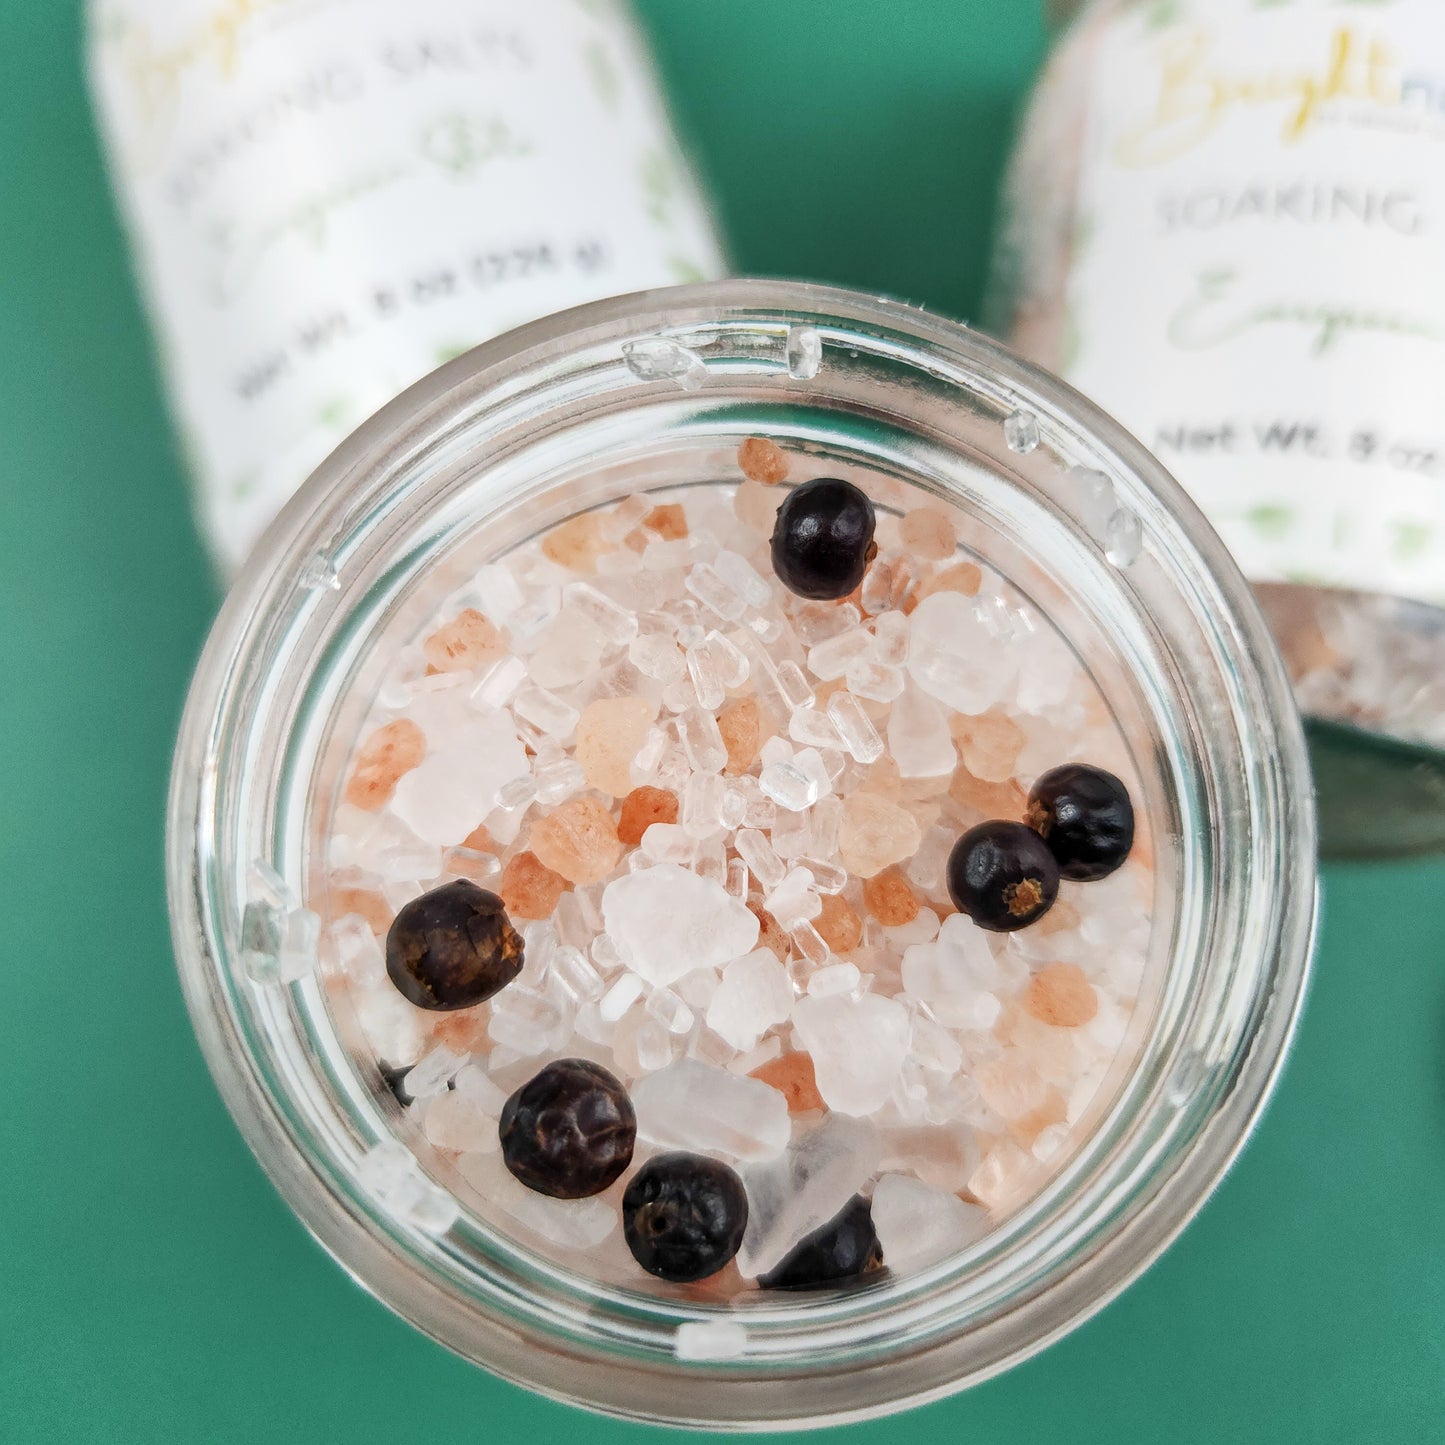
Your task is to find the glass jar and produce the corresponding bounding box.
[168,280,1315,1427]
[988,0,1445,855]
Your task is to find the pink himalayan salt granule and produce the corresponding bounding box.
[527,795,622,885]
[617,786,679,846]
[575,695,653,797]
[499,850,570,921]
[344,719,426,811]
[422,609,507,674]
[642,503,688,540]
[899,506,959,561]
[737,436,790,485]
[541,512,615,573]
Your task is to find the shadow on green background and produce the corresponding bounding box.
[0,3,1441,1440]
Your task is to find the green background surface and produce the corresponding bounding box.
[2,2,1443,1440]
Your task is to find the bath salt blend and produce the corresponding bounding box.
[87,0,724,574]
[992,0,1445,843]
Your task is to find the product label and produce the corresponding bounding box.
[88,0,725,573]
[1063,0,1445,604]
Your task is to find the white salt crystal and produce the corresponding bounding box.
[693,838,728,887]
[276,907,320,983]
[641,822,695,864]
[712,550,772,609]
[728,1036,782,1076]
[359,1140,458,1235]
[326,915,383,984]
[685,638,725,709]
[458,1151,616,1247]
[391,712,529,845]
[906,825,955,892]
[827,690,884,762]
[402,1044,467,1100]
[794,602,860,645]
[1032,1122,1071,1163]
[807,961,860,998]
[759,735,794,768]
[873,610,910,666]
[239,898,283,983]
[968,1140,1038,1213]
[528,607,608,689]
[1072,465,1116,537]
[785,325,823,379]
[726,856,750,900]
[547,944,605,1004]
[791,993,910,1116]
[758,760,818,812]
[470,655,527,710]
[635,1018,677,1071]
[807,628,874,681]
[708,629,751,688]
[564,580,638,646]
[789,920,830,968]
[601,864,759,986]
[645,987,695,1036]
[632,1059,790,1162]
[454,1064,508,1113]
[720,783,748,831]
[907,591,1017,715]
[736,1114,881,1276]
[622,337,707,391]
[765,867,822,930]
[600,492,652,541]
[599,971,644,1022]
[685,562,747,622]
[900,915,1007,1029]
[734,828,786,890]
[706,949,794,1050]
[533,756,586,807]
[1003,409,1041,454]
[678,706,728,773]
[683,772,727,839]
[513,686,579,740]
[774,659,814,710]
[353,982,425,1065]
[629,633,686,682]
[871,1174,989,1271]
[792,747,834,801]
[1105,507,1143,567]
[887,682,957,779]
[507,589,563,647]
[846,658,905,702]
[795,857,846,894]
[788,706,842,749]
[769,805,813,861]
[474,563,527,623]
[423,1089,498,1154]
[488,987,563,1056]
[808,795,843,859]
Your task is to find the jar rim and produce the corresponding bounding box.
[168,279,1316,1428]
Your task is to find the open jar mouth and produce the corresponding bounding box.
[168,280,1316,1428]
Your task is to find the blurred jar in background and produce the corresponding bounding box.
[87,0,724,575]
[991,0,1445,854]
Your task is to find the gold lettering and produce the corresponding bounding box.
[1115,25,1402,167]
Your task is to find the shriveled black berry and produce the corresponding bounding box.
[1026,764,1135,881]
[757,1195,884,1291]
[770,477,877,600]
[622,1152,748,1282]
[385,879,523,1010]
[499,1059,636,1199]
[946,820,1059,932]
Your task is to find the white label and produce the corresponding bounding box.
[1063,0,1445,605]
[88,0,725,573]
